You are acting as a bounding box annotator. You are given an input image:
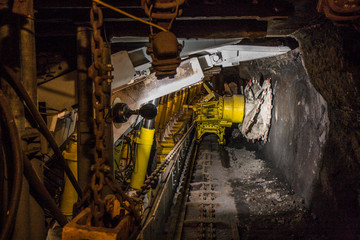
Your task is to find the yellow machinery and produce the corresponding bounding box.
[186,85,245,144]
[60,139,78,216]
[155,85,199,164]
[130,127,155,189]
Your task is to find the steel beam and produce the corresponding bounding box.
[76,26,93,191]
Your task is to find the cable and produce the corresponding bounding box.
[0,90,23,240]
[3,66,82,197]
[92,0,168,32]
[22,153,68,227]
[37,69,74,86]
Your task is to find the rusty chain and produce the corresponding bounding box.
[144,0,184,31]
[86,2,142,228]
[136,123,195,197]
[88,1,109,226]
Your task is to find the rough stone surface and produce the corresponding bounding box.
[180,134,324,239]
[235,21,360,238]
[237,49,329,208]
[293,21,360,239]
[227,134,326,239]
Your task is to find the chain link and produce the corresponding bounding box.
[136,123,195,197]
[144,0,184,31]
[88,2,112,226]
[87,2,142,227]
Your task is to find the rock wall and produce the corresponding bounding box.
[238,49,329,207]
[293,21,360,238]
[236,21,360,238]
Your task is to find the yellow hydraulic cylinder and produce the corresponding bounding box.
[184,88,189,104]
[173,92,179,115]
[130,127,155,189]
[60,140,78,216]
[190,87,195,100]
[177,90,184,112]
[180,89,186,107]
[159,95,168,130]
[172,92,180,115]
[196,84,201,95]
[155,97,165,131]
[165,95,174,124]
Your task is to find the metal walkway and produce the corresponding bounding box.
[181,135,240,240]
[166,133,311,240]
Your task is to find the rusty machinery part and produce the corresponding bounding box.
[84,2,141,228]
[143,0,184,26]
[93,0,167,32]
[147,31,183,77]
[144,0,184,78]
[136,123,195,197]
[317,0,360,25]
[240,77,273,143]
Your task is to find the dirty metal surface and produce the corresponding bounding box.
[180,135,240,240]
[170,133,318,239]
[62,208,136,240]
[138,124,196,240]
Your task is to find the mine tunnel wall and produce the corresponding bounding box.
[238,49,329,207]
[237,21,360,237]
[292,22,360,237]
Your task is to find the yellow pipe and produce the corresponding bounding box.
[173,92,179,115]
[182,89,187,106]
[60,140,78,216]
[188,87,193,102]
[159,95,168,130]
[179,89,185,108]
[155,97,164,131]
[130,127,155,189]
[173,92,179,114]
[176,90,183,112]
[165,95,174,124]
[172,92,179,115]
[177,90,183,112]
[196,84,201,95]
[184,88,189,104]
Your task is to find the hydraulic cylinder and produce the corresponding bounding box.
[130,127,155,189]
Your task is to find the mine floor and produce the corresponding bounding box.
[175,133,327,240]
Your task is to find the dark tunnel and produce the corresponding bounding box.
[1,0,360,239]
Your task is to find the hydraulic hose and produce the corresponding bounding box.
[0,90,23,240]
[22,153,68,227]
[3,66,82,197]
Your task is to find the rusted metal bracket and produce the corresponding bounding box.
[12,0,33,16]
[147,31,182,77]
[143,0,184,77]
[62,208,138,240]
[317,0,360,24]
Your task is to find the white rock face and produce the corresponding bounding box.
[240,77,273,142]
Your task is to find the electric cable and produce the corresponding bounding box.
[0,90,23,240]
[3,66,82,197]
[22,153,68,227]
